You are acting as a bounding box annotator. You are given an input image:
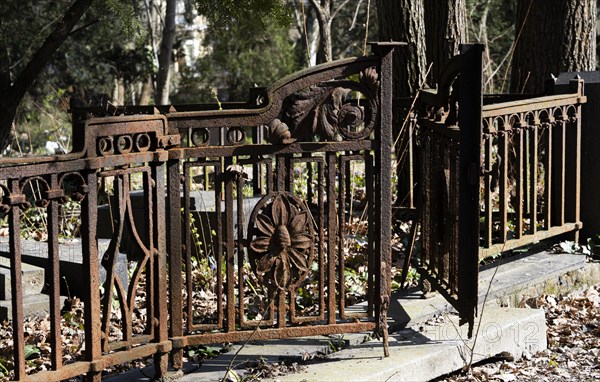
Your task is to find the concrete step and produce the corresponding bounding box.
[270,307,546,382]
[0,262,45,300]
[388,251,590,330]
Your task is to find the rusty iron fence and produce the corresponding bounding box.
[0,43,403,381]
[416,44,586,335]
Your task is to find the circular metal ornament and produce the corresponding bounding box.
[191,128,210,147]
[247,192,316,291]
[97,137,113,156]
[134,133,152,152]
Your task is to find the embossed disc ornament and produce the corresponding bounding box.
[247,192,316,291]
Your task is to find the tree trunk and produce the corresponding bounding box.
[511,0,596,94]
[377,0,427,97]
[309,0,333,63]
[139,75,154,105]
[377,0,427,208]
[155,0,177,105]
[0,0,93,149]
[424,0,466,84]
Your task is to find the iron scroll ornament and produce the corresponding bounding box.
[247,192,316,291]
[267,67,380,144]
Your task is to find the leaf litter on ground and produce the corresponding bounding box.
[439,283,600,382]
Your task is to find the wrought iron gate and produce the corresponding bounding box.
[417,44,585,336]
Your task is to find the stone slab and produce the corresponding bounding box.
[388,251,587,330]
[0,294,66,321]
[267,307,546,382]
[0,238,128,298]
[0,262,45,300]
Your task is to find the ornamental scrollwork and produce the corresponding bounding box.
[247,192,316,291]
[267,67,379,144]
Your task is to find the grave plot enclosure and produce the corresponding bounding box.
[417,44,585,335]
[0,43,399,381]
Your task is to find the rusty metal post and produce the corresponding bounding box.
[457,44,484,337]
[48,174,63,371]
[167,158,184,369]
[370,42,405,357]
[8,179,25,380]
[81,170,102,382]
[153,162,169,377]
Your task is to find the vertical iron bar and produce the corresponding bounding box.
[215,166,224,327]
[152,162,169,378]
[516,128,524,239]
[252,126,261,195]
[544,123,552,230]
[555,120,566,226]
[375,43,394,356]
[82,171,101,382]
[408,118,415,208]
[306,153,314,203]
[237,175,245,325]
[499,126,509,243]
[338,156,346,319]
[458,43,484,338]
[48,175,62,371]
[183,167,193,332]
[9,179,25,380]
[523,128,530,215]
[484,134,493,247]
[143,170,154,340]
[450,141,459,292]
[317,161,325,320]
[530,124,538,234]
[225,157,236,331]
[326,152,337,324]
[167,159,183,368]
[277,156,286,192]
[365,152,374,317]
[566,86,582,240]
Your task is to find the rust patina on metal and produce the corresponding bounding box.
[0,42,404,381]
[415,44,585,337]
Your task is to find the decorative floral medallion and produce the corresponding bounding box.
[247,192,316,291]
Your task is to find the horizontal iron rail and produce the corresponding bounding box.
[482,92,586,117]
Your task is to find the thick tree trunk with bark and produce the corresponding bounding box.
[377,0,427,97]
[0,0,93,149]
[424,0,466,84]
[511,0,596,94]
[155,0,177,105]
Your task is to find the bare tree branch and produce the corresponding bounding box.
[10,0,94,107]
[0,18,12,92]
[331,0,352,21]
[349,0,363,31]
[0,0,93,149]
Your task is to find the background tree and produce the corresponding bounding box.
[424,0,466,84]
[0,0,94,150]
[466,0,516,93]
[511,0,597,94]
[376,0,426,97]
[171,17,299,103]
[155,0,177,104]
